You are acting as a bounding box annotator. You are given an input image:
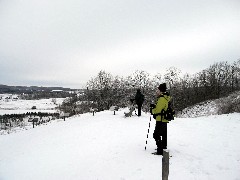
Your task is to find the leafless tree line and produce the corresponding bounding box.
[61,60,240,114]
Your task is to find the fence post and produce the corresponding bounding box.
[162,150,169,180]
[90,108,95,116]
[0,119,2,130]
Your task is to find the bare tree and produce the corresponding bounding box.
[86,70,114,110]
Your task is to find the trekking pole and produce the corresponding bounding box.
[145,115,152,150]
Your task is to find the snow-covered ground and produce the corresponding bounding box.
[0,109,240,180]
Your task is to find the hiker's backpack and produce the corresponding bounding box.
[161,96,175,121]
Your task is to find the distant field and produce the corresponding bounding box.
[0,94,65,115]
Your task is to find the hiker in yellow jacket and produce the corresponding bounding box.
[150,83,171,155]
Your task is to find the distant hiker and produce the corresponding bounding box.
[135,89,144,116]
[150,83,171,155]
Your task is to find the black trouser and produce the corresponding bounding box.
[153,121,167,153]
[137,104,142,116]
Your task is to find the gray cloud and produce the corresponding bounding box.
[0,0,240,88]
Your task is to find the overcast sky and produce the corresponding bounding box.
[0,0,240,88]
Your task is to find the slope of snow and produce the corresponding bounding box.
[178,91,240,118]
[0,109,240,180]
[177,100,218,118]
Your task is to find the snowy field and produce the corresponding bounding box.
[0,94,64,115]
[0,109,240,180]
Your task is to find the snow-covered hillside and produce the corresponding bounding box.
[0,109,240,180]
[177,100,218,118]
[178,91,240,118]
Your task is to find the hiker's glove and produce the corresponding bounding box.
[150,104,155,108]
[150,104,155,115]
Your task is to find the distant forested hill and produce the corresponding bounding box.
[0,84,75,94]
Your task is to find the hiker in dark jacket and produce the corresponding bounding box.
[150,83,171,155]
[135,89,144,116]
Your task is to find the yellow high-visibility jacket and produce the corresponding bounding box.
[152,93,171,122]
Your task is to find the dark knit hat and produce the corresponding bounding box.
[158,83,166,92]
